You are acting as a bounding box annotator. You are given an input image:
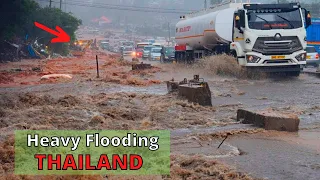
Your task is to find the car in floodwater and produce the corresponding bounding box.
[306,46,319,67]
[100,41,110,50]
[135,48,143,58]
[142,45,154,59]
[161,46,175,63]
[149,47,162,61]
[122,46,135,56]
[152,43,162,48]
[136,42,149,58]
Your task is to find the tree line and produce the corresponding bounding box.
[0,0,82,55]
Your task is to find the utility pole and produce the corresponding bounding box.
[49,0,52,8]
[60,0,62,10]
[168,22,171,46]
[204,0,207,9]
[65,0,67,12]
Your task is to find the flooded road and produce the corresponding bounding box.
[1,57,320,179]
[222,131,320,180]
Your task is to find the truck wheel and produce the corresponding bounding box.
[230,50,237,58]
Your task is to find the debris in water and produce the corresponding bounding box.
[41,74,73,80]
[217,135,229,149]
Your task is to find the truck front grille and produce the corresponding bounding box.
[253,36,303,55]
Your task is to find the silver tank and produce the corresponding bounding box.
[175,3,243,50]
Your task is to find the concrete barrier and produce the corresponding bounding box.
[132,58,139,62]
[166,78,188,93]
[132,63,151,70]
[237,109,300,132]
[178,82,212,106]
[166,81,179,93]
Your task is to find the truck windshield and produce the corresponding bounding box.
[124,47,133,51]
[152,48,161,53]
[137,44,148,49]
[248,9,302,30]
[144,46,153,51]
[165,47,175,54]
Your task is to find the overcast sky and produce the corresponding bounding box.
[36,0,316,25]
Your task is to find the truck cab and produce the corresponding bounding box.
[307,18,320,53]
[231,3,312,74]
[174,2,311,75]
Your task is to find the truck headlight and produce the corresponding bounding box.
[246,55,261,63]
[295,53,306,61]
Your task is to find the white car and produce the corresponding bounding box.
[306,46,320,67]
[152,43,162,48]
[122,46,135,56]
[148,47,162,61]
[142,45,154,59]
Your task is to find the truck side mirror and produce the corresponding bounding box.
[235,14,240,28]
[235,11,245,33]
[239,10,245,28]
[306,11,312,28]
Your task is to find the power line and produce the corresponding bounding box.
[66,0,197,12]
[38,0,194,14]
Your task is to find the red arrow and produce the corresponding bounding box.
[34,22,70,43]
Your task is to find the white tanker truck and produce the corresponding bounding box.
[175,2,312,75]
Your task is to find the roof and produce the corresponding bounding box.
[100,16,112,23]
[91,16,112,23]
[137,42,150,44]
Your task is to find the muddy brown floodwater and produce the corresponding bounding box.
[0,53,320,179]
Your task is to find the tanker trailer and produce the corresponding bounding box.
[175,2,312,75]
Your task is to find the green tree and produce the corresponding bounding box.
[28,7,82,55]
[0,0,82,55]
[0,0,40,40]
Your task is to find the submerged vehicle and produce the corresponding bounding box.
[135,42,150,58]
[142,45,154,59]
[100,41,110,50]
[135,48,143,58]
[136,42,150,49]
[306,46,319,67]
[161,46,175,63]
[149,47,162,61]
[122,46,135,56]
[70,39,93,57]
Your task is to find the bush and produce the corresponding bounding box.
[0,0,82,55]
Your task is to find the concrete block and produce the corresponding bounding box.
[237,109,300,132]
[166,81,179,93]
[178,82,212,106]
[132,58,139,62]
[132,63,151,70]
